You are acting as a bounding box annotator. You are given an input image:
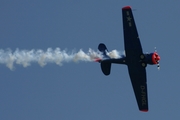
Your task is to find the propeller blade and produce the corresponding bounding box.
[154,47,157,52]
[157,65,160,70]
[157,62,160,70]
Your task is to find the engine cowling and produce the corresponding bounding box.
[145,52,160,65]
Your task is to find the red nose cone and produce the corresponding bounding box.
[152,52,160,64]
[156,56,160,61]
[155,53,160,61]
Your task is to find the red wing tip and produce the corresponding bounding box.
[140,109,148,112]
[122,6,131,10]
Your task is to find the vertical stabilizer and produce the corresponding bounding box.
[98,43,110,58]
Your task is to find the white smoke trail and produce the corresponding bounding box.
[108,50,126,58]
[0,48,121,70]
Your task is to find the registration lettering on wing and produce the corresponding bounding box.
[140,85,147,106]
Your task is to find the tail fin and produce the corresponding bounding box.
[98,43,111,75]
[98,43,110,58]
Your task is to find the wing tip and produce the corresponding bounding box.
[140,109,148,112]
[122,6,131,10]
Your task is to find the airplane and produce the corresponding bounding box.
[95,6,160,112]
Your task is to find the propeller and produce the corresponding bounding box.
[154,47,160,70]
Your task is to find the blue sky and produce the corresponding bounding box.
[0,1,180,120]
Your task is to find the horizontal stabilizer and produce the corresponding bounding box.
[101,61,111,75]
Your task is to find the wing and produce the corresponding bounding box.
[122,6,143,57]
[127,64,148,112]
[122,6,148,111]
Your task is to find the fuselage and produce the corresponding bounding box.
[102,52,160,67]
